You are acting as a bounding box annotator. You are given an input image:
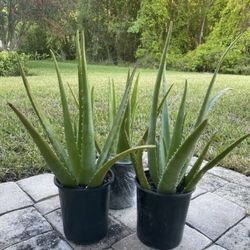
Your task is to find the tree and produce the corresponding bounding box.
[78,0,141,63]
[0,0,31,50]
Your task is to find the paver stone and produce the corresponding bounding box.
[46,209,131,250]
[17,173,58,202]
[4,231,72,250]
[216,216,250,250]
[187,192,245,240]
[35,195,60,215]
[112,225,211,250]
[0,207,52,249]
[0,182,33,215]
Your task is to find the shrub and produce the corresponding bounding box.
[19,25,76,61]
[0,51,29,77]
[174,40,250,75]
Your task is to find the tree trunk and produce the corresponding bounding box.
[199,16,206,44]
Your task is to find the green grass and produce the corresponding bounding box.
[0,60,249,181]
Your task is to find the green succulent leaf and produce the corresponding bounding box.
[9,103,77,187]
[16,57,72,175]
[67,82,79,107]
[109,79,116,130]
[195,34,243,127]
[76,31,96,184]
[184,133,250,192]
[157,119,208,194]
[130,73,139,139]
[147,21,173,185]
[88,145,155,188]
[184,136,214,188]
[137,83,174,147]
[51,51,80,183]
[96,67,137,171]
[167,80,188,162]
[204,88,232,118]
[124,130,151,190]
[159,72,172,174]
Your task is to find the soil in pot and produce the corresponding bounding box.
[136,173,193,250]
[110,160,136,209]
[54,172,114,245]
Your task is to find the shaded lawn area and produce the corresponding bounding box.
[0,60,249,181]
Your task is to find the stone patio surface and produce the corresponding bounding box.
[0,162,249,250]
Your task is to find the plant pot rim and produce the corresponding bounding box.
[54,170,114,192]
[135,178,194,198]
[113,159,133,165]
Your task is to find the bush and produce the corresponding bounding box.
[0,51,29,77]
[19,24,76,61]
[173,41,250,75]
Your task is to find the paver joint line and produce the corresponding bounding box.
[1,229,54,250]
[1,165,249,250]
[15,181,36,203]
[213,215,246,240]
[186,222,216,242]
[0,205,33,217]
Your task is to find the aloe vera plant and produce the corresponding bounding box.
[108,73,139,156]
[9,31,154,188]
[134,22,249,194]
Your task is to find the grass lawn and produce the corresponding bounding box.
[0,60,249,181]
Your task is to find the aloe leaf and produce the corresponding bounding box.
[109,79,116,130]
[158,70,171,177]
[184,137,213,188]
[51,51,80,183]
[167,81,188,162]
[124,131,150,190]
[68,82,100,154]
[184,134,250,192]
[183,36,242,179]
[137,84,174,147]
[91,86,95,112]
[160,72,171,149]
[9,103,77,187]
[130,151,150,190]
[195,34,243,127]
[88,145,155,188]
[108,79,119,154]
[16,57,71,174]
[76,31,96,184]
[158,83,174,117]
[147,21,173,185]
[157,119,208,194]
[91,86,102,155]
[73,113,79,143]
[116,80,131,154]
[130,73,139,139]
[67,82,79,107]
[158,137,168,177]
[204,88,232,118]
[96,67,137,171]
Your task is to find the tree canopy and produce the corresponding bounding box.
[1,0,250,73]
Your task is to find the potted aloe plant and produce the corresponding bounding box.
[108,76,139,209]
[131,22,250,249]
[9,31,153,245]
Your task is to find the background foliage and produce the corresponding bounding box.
[0,51,28,76]
[1,0,250,73]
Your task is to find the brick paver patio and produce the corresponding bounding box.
[0,160,249,250]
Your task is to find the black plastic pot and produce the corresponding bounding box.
[110,160,136,209]
[136,178,193,250]
[54,172,114,245]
